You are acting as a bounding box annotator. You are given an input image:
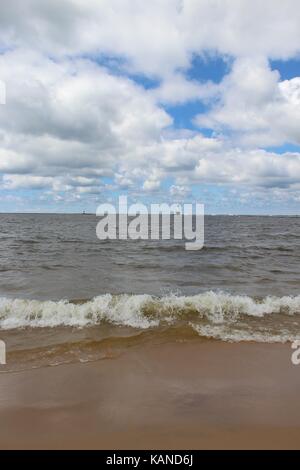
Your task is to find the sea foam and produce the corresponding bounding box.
[0,292,300,339]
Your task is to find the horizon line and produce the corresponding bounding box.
[0,212,299,217]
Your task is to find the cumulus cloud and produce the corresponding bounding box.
[0,49,171,191]
[194,148,300,188]
[170,185,190,199]
[143,179,161,192]
[152,73,217,105]
[1,1,300,74]
[2,175,53,190]
[195,57,300,147]
[0,1,300,210]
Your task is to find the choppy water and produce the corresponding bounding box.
[0,214,300,370]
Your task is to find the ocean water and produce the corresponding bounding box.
[0,213,300,370]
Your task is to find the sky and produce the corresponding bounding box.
[0,0,300,214]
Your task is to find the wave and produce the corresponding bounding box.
[190,323,299,343]
[0,292,300,343]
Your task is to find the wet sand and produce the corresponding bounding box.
[0,340,299,449]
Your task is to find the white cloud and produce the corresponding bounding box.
[2,175,53,190]
[152,73,217,105]
[0,80,6,105]
[0,49,171,182]
[1,174,103,195]
[194,148,300,188]
[1,1,300,76]
[142,179,161,192]
[115,173,134,190]
[195,57,300,147]
[170,185,190,199]
[0,1,300,209]
[142,168,162,192]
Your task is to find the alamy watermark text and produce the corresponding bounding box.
[0,340,6,365]
[96,196,204,250]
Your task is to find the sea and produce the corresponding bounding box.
[0,213,300,371]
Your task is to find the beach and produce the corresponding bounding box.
[1,0,300,453]
[0,214,300,449]
[0,339,299,449]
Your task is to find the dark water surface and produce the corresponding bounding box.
[0,214,300,369]
[0,214,299,300]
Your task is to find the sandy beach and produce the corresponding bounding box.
[0,339,299,449]
[1,0,300,454]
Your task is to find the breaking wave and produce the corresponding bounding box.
[0,292,300,343]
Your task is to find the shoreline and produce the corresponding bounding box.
[0,339,299,449]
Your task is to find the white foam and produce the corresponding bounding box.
[153,291,300,323]
[0,294,159,330]
[0,292,300,344]
[190,323,300,344]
